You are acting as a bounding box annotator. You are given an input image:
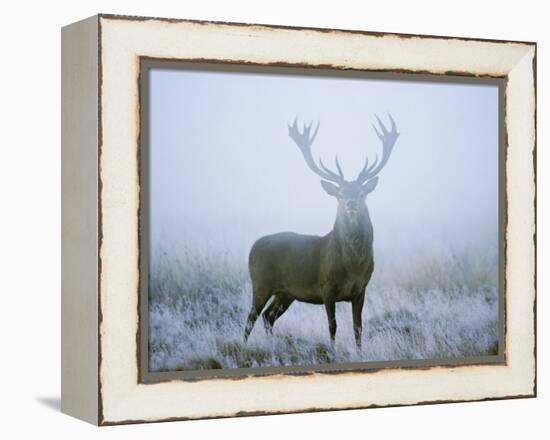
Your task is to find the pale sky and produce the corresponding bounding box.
[148,66,499,260]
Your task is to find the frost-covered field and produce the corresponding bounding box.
[148,246,499,372]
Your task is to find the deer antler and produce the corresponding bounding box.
[288,118,344,184]
[355,114,399,184]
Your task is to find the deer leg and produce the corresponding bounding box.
[352,290,365,349]
[324,301,337,344]
[244,288,271,343]
[262,296,280,335]
[262,293,294,334]
[271,295,294,327]
[353,262,374,349]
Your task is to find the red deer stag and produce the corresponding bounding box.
[244,115,399,348]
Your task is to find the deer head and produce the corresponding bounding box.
[288,115,399,222]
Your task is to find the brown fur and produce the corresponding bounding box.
[243,116,398,347]
[244,185,376,347]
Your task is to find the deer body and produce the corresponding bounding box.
[244,116,399,347]
[250,219,373,304]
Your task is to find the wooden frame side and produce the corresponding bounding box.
[61,15,100,425]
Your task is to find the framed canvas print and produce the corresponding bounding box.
[61,14,536,425]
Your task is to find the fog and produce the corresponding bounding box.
[148,67,499,260]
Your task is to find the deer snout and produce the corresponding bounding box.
[346,200,358,212]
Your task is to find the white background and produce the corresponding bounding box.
[0,0,546,438]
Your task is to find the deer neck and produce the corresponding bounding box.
[331,205,373,262]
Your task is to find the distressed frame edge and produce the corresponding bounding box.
[94,14,537,425]
[503,44,537,400]
[532,43,538,400]
[97,12,537,46]
[61,15,101,425]
[101,393,536,427]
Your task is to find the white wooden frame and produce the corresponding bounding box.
[61,14,536,425]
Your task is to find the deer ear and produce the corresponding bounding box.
[361,177,379,196]
[320,180,339,197]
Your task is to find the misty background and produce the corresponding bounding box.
[148,67,499,262]
[146,66,500,371]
